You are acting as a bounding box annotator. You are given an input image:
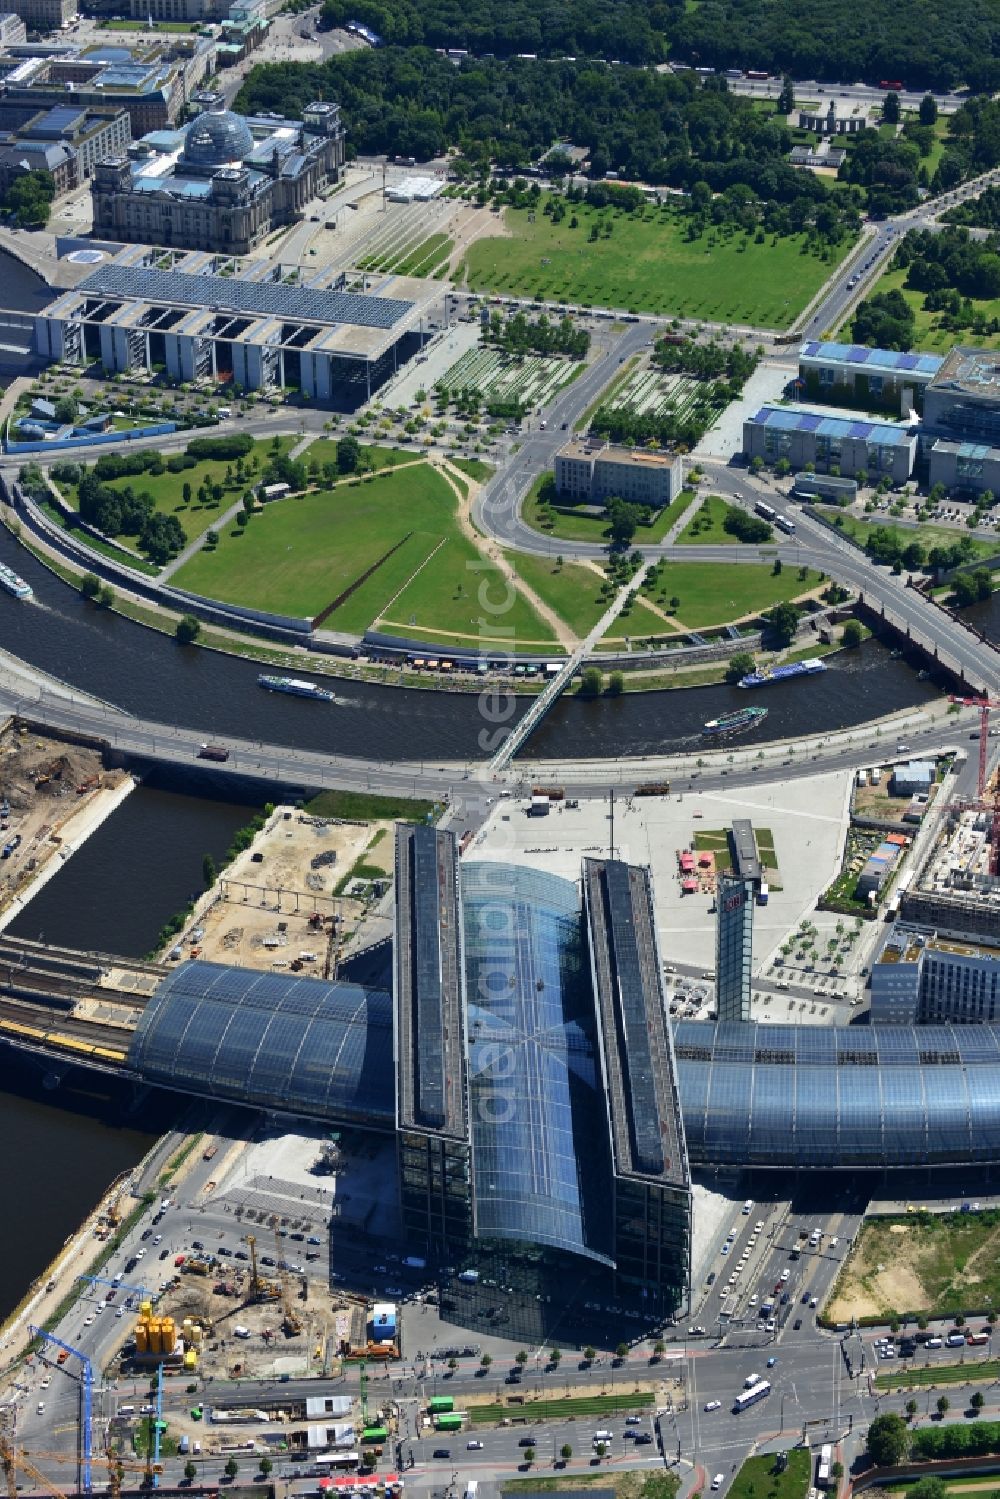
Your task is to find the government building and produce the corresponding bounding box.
[92,100,345,256]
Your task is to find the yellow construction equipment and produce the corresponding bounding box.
[243,1234,279,1305]
[271,1219,302,1337]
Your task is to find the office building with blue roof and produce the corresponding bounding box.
[742,403,917,484]
[798,339,943,416]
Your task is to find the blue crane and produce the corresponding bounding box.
[28,1326,93,1493]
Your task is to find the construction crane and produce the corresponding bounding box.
[11,1446,160,1495]
[949,692,1000,874]
[243,1235,278,1306]
[28,1327,93,1492]
[0,1427,73,1499]
[270,1221,302,1338]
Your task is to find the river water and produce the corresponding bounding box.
[0,780,255,1323]
[0,247,946,1314]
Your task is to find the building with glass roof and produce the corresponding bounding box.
[91,99,344,257]
[743,403,917,483]
[798,340,943,415]
[35,240,434,407]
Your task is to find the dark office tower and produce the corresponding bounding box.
[716,874,754,1023]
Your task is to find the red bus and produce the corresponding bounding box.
[745,70,769,80]
[879,80,903,90]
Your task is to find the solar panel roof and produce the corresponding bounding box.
[80,264,413,330]
[798,339,942,377]
[751,405,914,446]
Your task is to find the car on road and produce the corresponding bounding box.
[116,1309,125,1319]
[467,1441,483,1450]
[191,1241,204,1251]
[135,1248,146,1260]
[625,1416,641,1425]
[704,1401,722,1412]
[39,1377,50,1389]
[36,1403,44,1416]
[307,1236,322,1245]
[635,1433,653,1444]
[767,1357,777,1367]
[140,1230,152,1241]
[925,1336,943,1348]
[158,1249,170,1260]
[793,1318,802,1330]
[433,1451,450,1460]
[261,1256,275,1266]
[711,1476,724,1491]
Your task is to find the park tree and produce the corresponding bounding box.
[905,1399,918,1422]
[54,394,78,425]
[524,1448,535,1466]
[80,572,101,599]
[831,1463,843,1481]
[259,1457,273,1478]
[448,1357,458,1373]
[583,1345,597,1364]
[866,1412,909,1465]
[608,671,624,696]
[615,1342,629,1361]
[608,498,645,548]
[907,1480,947,1499]
[919,93,938,126]
[726,651,756,683]
[176,613,201,645]
[842,619,863,647]
[337,434,361,473]
[224,1458,239,1479]
[971,1390,985,1413]
[480,1352,492,1370]
[202,853,216,888]
[550,1348,562,1366]
[936,1394,950,1418]
[516,1349,528,1366]
[579,667,603,697]
[778,75,795,114]
[767,600,800,645]
[560,1444,572,1464]
[883,89,901,125]
[183,1463,197,1483]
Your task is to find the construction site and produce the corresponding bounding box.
[162,808,396,975]
[0,721,133,934]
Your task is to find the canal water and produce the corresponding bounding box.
[0,779,256,1322]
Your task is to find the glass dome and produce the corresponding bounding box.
[182,109,253,168]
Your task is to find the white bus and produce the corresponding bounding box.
[776,514,796,534]
[755,501,777,523]
[314,1453,361,1470]
[816,1443,832,1487]
[733,1379,771,1413]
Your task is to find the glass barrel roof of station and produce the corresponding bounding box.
[673,1020,1000,1168]
[127,961,395,1125]
[461,861,614,1265]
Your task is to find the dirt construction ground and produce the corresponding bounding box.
[170,807,396,974]
[826,1210,1000,1322]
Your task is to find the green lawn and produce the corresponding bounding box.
[876,1357,1000,1391]
[452,458,495,482]
[66,438,295,547]
[305,790,435,822]
[729,1449,810,1499]
[524,475,696,545]
[301,438,409,473]
[173,461,554,646]
[677,493,769,546]
[382,536,559,649]
[844,265,1000,353]
[462,200,855,327]
[643,561,824,629]
[472,1391,655,1425]
[817,506,999,562]
[505,552,609,638]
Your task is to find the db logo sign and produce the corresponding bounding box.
[723,891,746,913]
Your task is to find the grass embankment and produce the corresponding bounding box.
[174,462,558,648]
[817,507,1000,563]
[304,790,436,822]
[462,199,855,326]
[505,552,609,638]
[639,561,824,631]
[827,1209,1000,1324]
[473,1391,656,1425]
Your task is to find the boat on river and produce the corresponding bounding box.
[258,675,335,701]
[702,705,769,737]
